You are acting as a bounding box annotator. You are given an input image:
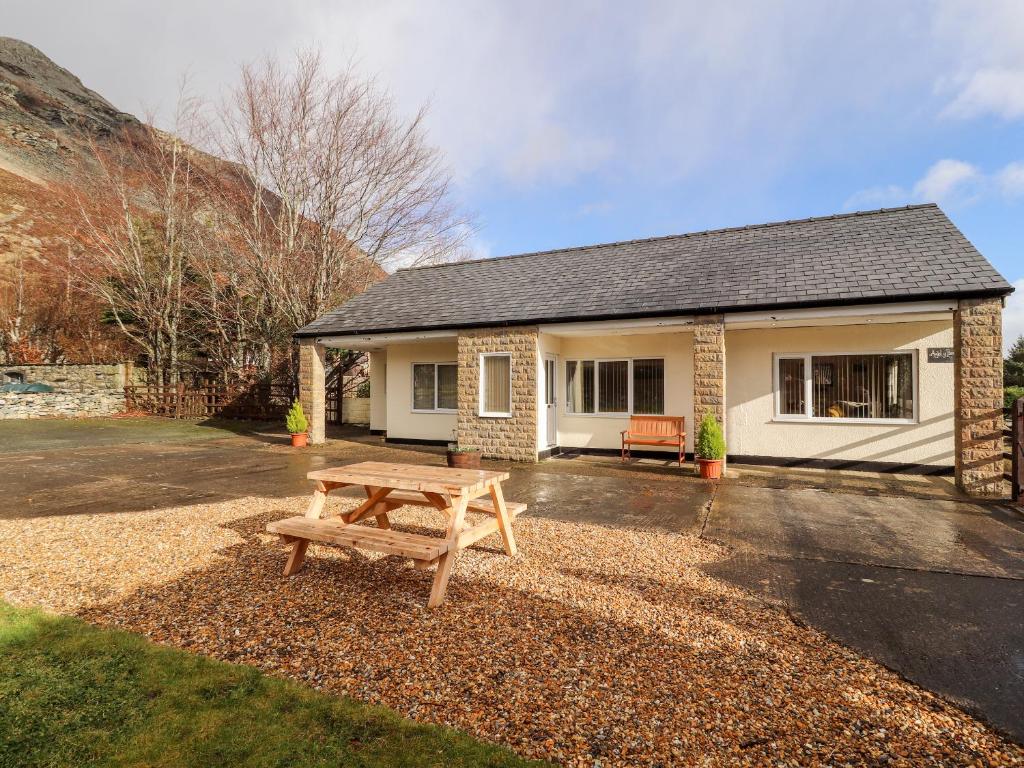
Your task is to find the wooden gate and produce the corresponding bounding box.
[1006,397,1023,502]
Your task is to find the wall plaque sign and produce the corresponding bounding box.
[927,347,954,363]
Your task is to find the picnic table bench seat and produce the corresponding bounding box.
[381,490,527,517]
[268,516,448,561]
[621,415,686,465]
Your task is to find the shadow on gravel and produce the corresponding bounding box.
[76,508,1022,766]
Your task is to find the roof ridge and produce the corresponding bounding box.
[399,204,941,272]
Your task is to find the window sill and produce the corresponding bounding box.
[772,416,917,426]
[411,409,457,415]
[478,412,513,419]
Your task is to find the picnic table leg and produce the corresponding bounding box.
[489,482,518,556]
[428,494,468,608]
[283,538,309,576]
[363,485,392,529]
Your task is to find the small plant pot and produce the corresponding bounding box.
[290,432,309,448]
[698,458,723,480]
[447,450,481,469]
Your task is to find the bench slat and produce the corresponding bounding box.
[268,516,448,561]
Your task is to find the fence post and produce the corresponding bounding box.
[1014,398,1022,503]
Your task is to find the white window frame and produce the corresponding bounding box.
[479,352,513,418]
[410,361,458,414]
[563,357,666,418]
[772,350,918,425]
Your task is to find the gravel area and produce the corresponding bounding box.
[2,496,1020,767]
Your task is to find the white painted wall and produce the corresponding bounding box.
[726,320,954,466]
[384,341,458,442]
[553,332,695,454]
[369,350,387,432]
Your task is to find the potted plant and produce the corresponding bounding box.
[446,443,481,469]
[285,399,309,448]
[696,411,726,480]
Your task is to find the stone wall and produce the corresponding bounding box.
[457,326,538,461]
[340,397,371,425]
[953,297,1005,497]
[692,314,726,434]
[0,363,128,419]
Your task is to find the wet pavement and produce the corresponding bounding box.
[1,417,1021,741]
[703,483,1024,742]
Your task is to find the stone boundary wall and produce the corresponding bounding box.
[0,363,128,419]
[457,326,538,461]
[340,397,371,425]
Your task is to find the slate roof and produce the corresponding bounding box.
[296,204,1013,338]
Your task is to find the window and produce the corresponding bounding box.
[774,352,915,422]
[412,363,457,412]
[480,353,512,417]
[565,358,665,415]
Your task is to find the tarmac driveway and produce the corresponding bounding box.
[703,483,1024,742]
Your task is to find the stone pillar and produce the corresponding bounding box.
[457,326,538,461]
[298,337,327,445]
[693,314,726,457]
[954,297,1004,497]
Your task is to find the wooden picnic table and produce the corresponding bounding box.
[266,461,525,608]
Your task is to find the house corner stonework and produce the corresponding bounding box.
[954,296,1004,497]
[298,337,327,444]
[693,314,726,435]
[457,326,538,461]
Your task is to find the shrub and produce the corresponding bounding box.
[355,380,370,398]
[285,400,308,434]
[696,412,726,460]
[1005,386,1024,410]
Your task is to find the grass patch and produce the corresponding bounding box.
[0,602,540,768]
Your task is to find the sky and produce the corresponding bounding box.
[5,0,1023,349]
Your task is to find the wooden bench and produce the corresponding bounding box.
[268,516,448,574]
[621,415,686,465]
[380,490,527,518]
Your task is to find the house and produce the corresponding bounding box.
[294,204,1013,498]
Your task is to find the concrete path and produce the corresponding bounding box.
[703,483,1024,742]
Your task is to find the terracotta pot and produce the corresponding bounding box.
[698,458,723,480]
[447,450,481,469]
[290,432,308,448]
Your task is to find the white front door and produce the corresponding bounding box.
[543,355,557,447]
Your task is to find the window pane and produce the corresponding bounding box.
[632,359,664,414]
[566,360,595,413]
[436,364,458,410]
[778,358,805,415]
[598,360,629,413]
[811,353,913,419]
[545,359,555,405]
[482,355,511,414]
[412,364,435,410]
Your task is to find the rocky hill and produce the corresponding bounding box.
[0,37,148,268]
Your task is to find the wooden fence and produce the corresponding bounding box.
[1006,397,1022,503]
[124,379,294,421]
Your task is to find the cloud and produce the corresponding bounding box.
[1005,279,1024,354]
[998,162,1024,198]
[943,68,1024,120]
[845,158,1022,210]
[912,159,981,203]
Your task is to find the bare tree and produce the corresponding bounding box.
[60,94,209,381]
[214,51,473,333]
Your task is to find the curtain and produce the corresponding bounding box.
[483,355,511,413]
[632,359,664,414]
[437,364,458,410]
[597,360,628,413]
[778,358,805,415]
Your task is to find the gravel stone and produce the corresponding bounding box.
[1,495,1020,767]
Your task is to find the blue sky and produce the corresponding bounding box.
[6,0,1024,347]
